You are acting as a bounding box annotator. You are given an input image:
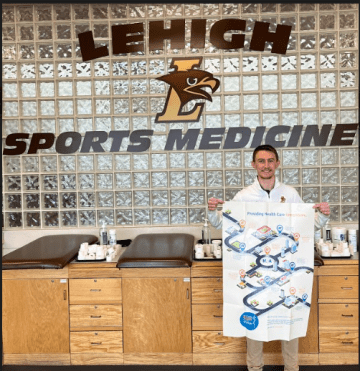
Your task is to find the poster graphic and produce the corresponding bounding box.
[222,201,315,341]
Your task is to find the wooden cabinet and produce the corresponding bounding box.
[122,270,192,360]
[2,276,70,365]
[2,254,359,366]
[192,277,223,303]
[263,269,319,365]
[70,304,122,330]
[191,261,319,366]
[68,277,123,365]
[191,261,247,365]
[192,303,223,330]
[317,263,359,365]
[70,331,123,353]
[69,278,122,304]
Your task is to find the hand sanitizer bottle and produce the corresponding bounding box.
[202,218,211,245]
[323,222,331,242]
[99,222,108,245]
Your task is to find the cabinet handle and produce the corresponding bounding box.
[341,314,353,317]
[214,342,225,346]
[91,342,102,345]
[341,287,353,290]
[186,288,189,299]
[90,315,102,318]
[213,289,223,292]
[90,289,102,292]
[63,290,66,300]
[341,341,353,345]
[213,315,223,318]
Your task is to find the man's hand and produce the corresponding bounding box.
[208,197,224,211]
[313,202,330,215]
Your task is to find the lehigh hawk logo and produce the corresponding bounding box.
[155,57,220,123]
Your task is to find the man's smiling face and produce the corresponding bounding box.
[251,150,280,180]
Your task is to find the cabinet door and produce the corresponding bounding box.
[2,279,69,354]
[122,277,191,353]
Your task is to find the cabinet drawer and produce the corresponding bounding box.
[318,276,358,299]
[191,266,222,278]
[70,331,123,353]
[192,304,223,330]
[319,329,358,353]
[193,331,246,353]
[192,278,223,304]
[70,305,122,329]
[69,279,122,304]
[319,304,358,328]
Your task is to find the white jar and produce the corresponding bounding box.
[332,227,346,247]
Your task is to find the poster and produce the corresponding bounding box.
[222,201,315,341]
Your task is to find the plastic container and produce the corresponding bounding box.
[331,227,346,246]
[314,230,321,244]
[348,229,358,252]
[99,222,108,245]
[202,218,211,245]
[323,223,331,242]
[109,229,117,246]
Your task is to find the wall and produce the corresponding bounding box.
[2,3,358,253]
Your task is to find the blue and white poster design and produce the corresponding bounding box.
[222,202,315,341]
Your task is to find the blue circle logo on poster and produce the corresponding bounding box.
[240,312,259,330]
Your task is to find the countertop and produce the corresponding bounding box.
[322,251,358,265]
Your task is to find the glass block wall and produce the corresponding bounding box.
[2,3,359,230]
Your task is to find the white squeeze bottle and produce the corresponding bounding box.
[109,229,117,246]
[99,222,108,245]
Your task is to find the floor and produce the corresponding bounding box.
[2,365,359,371]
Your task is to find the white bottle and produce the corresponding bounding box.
[315,238,323,253]
[99,222,108,245]
[323,223,331,242]
[314,230,321,244]
[109,229,117,246]
[202,218,211,245]
[348,229,358,252]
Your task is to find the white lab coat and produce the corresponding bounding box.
[208,177,329,231]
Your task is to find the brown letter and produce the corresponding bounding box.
[210,19,245,50]
[250,22,292,54]
[301,125,332,147]
[190,19,206,49]
[330,123,359,146]
[3,133,29,155]
[28,133,55,154]
[149,20,185,51]
[112,23,144,55]
[78,31,109,62]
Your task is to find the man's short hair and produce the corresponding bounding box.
[252,145,279,162]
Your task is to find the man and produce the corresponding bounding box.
[207,144,330,371]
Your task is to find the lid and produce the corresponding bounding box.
[109,229,116,234]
